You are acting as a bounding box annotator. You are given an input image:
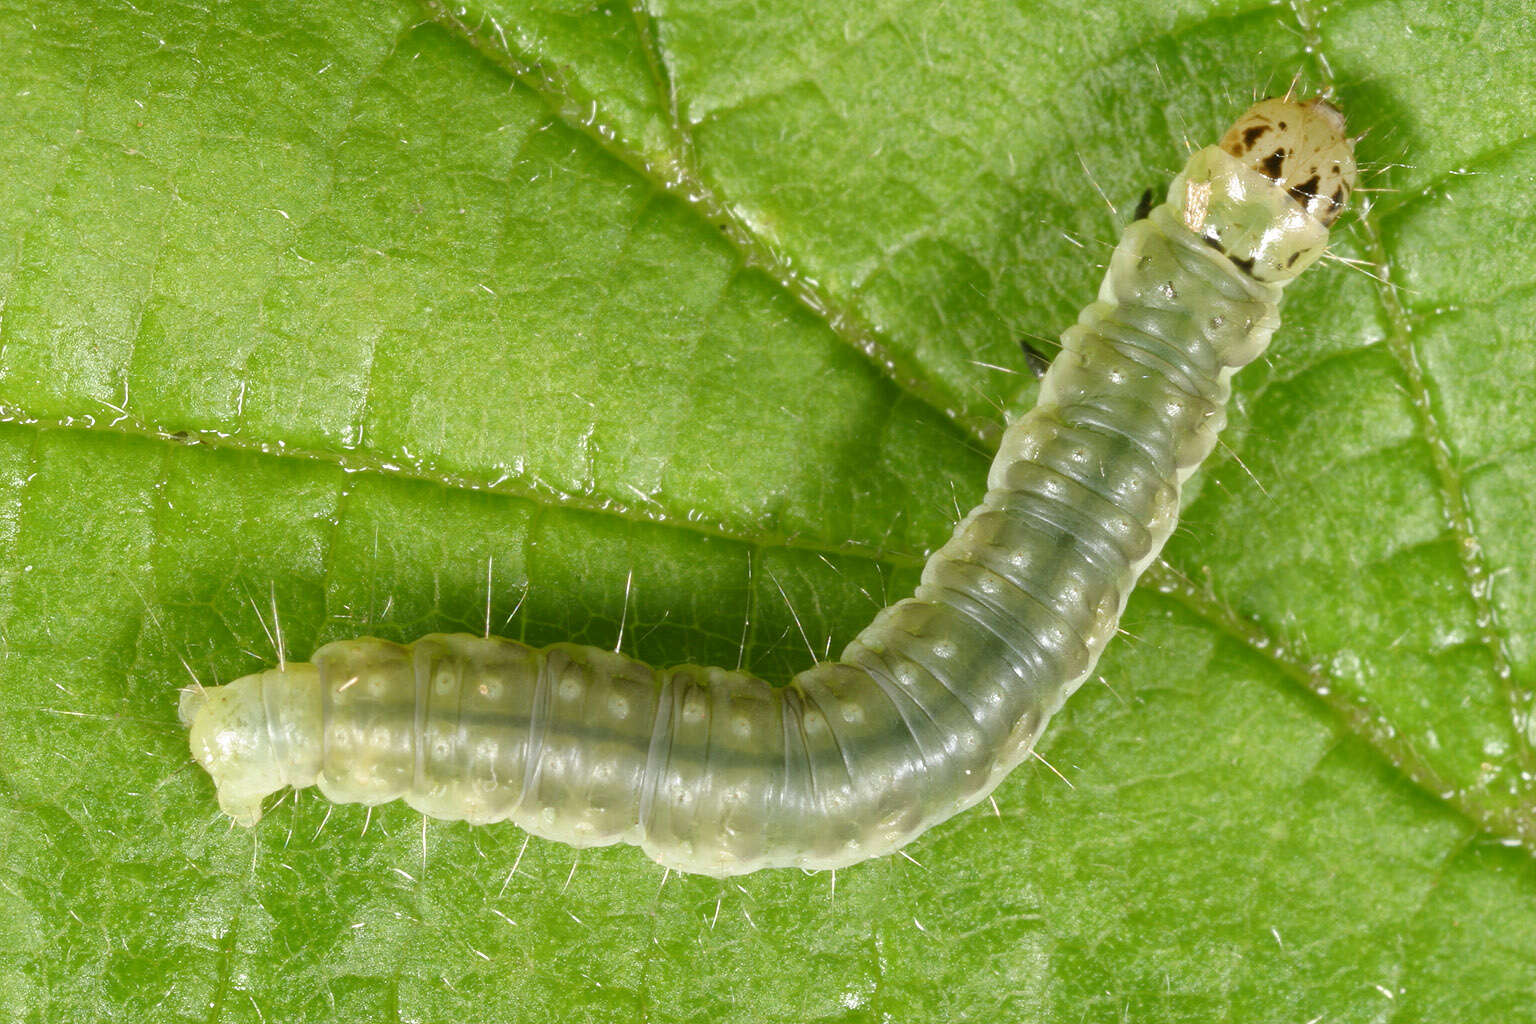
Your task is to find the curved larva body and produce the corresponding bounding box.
[182,97,1356,876]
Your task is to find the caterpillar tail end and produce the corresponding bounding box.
[180,674,286,827]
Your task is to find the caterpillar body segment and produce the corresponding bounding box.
[183,97,1356,876]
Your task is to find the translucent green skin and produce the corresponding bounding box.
[183,111,1351,876]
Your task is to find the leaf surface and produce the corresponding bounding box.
[2,0,1535,1020]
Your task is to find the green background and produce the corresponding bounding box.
[3,0,1535,1020]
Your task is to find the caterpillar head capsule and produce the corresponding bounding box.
[1170,96,1358,283]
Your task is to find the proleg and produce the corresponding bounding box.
[182,97,1357,876]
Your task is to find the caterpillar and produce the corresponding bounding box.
[181,96,1356,877]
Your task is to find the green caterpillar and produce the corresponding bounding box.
[183,97,1356,877]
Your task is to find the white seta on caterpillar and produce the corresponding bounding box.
[181,97,1356,877]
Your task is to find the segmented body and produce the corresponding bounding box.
[182,97,1356,876]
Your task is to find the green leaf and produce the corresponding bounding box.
[3,0,1535,1020]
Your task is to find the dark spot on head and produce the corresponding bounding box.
[1330,186,1345,206]
[1241,125,1268,148]
[1229,254,1257,276]
[1278,121,1287,129]
[1201,235,1226,254]
[1288,174,1321,205]
[1259,149,1287,179]
[1286,251,1301,267]
[1132,188,1155,221]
